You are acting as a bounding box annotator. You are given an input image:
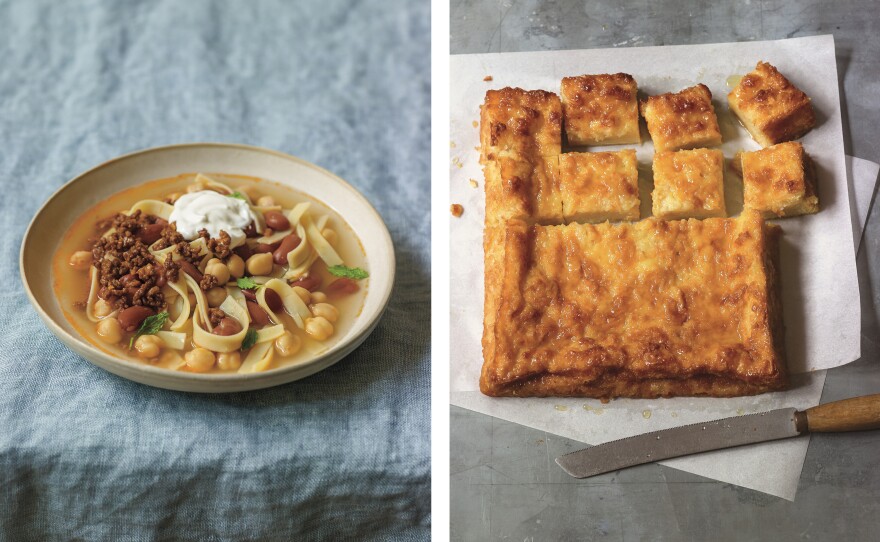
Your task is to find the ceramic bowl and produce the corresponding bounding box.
[20,143,394,392]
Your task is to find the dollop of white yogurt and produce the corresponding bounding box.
[169,191,258,248]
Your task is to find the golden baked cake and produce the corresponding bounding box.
[481,210,787,398]
[559,150,639,223]
[560,74,640,146]
[640,84,723,152]
[741,141,819,218]
[483,155,562,226]
[652,148,726,219]
[480,87,563,164]
[728,62,815,147]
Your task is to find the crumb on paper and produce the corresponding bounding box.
[483,75,493,81]
[472,120,478,128]
[452,157,463,169]
[450,203,464,217]
[450,140,456,148]
[474,146,480,151]
[469,179,478,188]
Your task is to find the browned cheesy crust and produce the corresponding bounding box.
[728,62,815,148]
[742,141,819,218]
[640,84,723,152]
[480,210,787,399]
[480,87,563,164]
[561,73,640,146]
[559,150,639,222]
[652,148,726,219]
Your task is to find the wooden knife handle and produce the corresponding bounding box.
[803,394,880,432]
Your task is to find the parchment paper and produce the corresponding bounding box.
[848,156,880,252]
[450,35,864,500]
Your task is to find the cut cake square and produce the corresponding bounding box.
[559,150,640,222]
[561,73,640,146]
[741,141,819,218]
[728,61,815,148]
[641,84,723,152]
[651,148,726,219]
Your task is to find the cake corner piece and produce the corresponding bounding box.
[741,141,819,218]
[728,61,816,147]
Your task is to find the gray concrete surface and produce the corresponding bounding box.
[451,1,880,540]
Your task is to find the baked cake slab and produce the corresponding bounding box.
[480,210,787,399]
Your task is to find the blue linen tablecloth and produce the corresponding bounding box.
[0,0,430,539]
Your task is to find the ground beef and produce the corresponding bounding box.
[199,273,219,291]
[92,211,166,311]
[152,223,185,251]
[89,211,232,308]
[208,308,227,328]
[163,253,180,283]
[207,230,232,260]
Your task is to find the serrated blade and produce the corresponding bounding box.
[555,408,803,478]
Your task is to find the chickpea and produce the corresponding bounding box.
[205,258,230,285]
[256,195,276,207]
[95,318,123,344]
[305,316,334,341]
[246,253,273,276]
[275,331,302,357]
[292,286,311,305]
[206,286,227,308]
[69,251,92,271]
[217,351,242,371]
[134,335,163,360]
[310,291,328,304]
[321,228,337,246]
[185,347,216,372]
[310,302,339,323]
[227,254,245,279]
[94,298,114,318]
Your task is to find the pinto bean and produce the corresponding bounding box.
[254,242,280,254]
[212,317,243,336]
[118,306,156,332]
[263,211,290,231]
[327,278,360,295]
[241,288,282,311]
[233,244,254,261]
[246,301,270,326]
[264,288,283,312]
[290,275,321,292]
[137,223,164,245]
[272,233,302,265]
[178,260,203,282]
[243,221,259,238]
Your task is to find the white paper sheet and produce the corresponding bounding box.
[449,35,866,500]
[847,156,880,252]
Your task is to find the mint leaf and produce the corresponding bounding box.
[236,277,260,290]
[327,265,369,280]
[241,328,258,350]
[129,311,169,349]
[229,191,247,201]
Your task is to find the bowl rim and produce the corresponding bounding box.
[19,142,395,386]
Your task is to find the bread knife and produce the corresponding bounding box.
[556,394,880,479]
